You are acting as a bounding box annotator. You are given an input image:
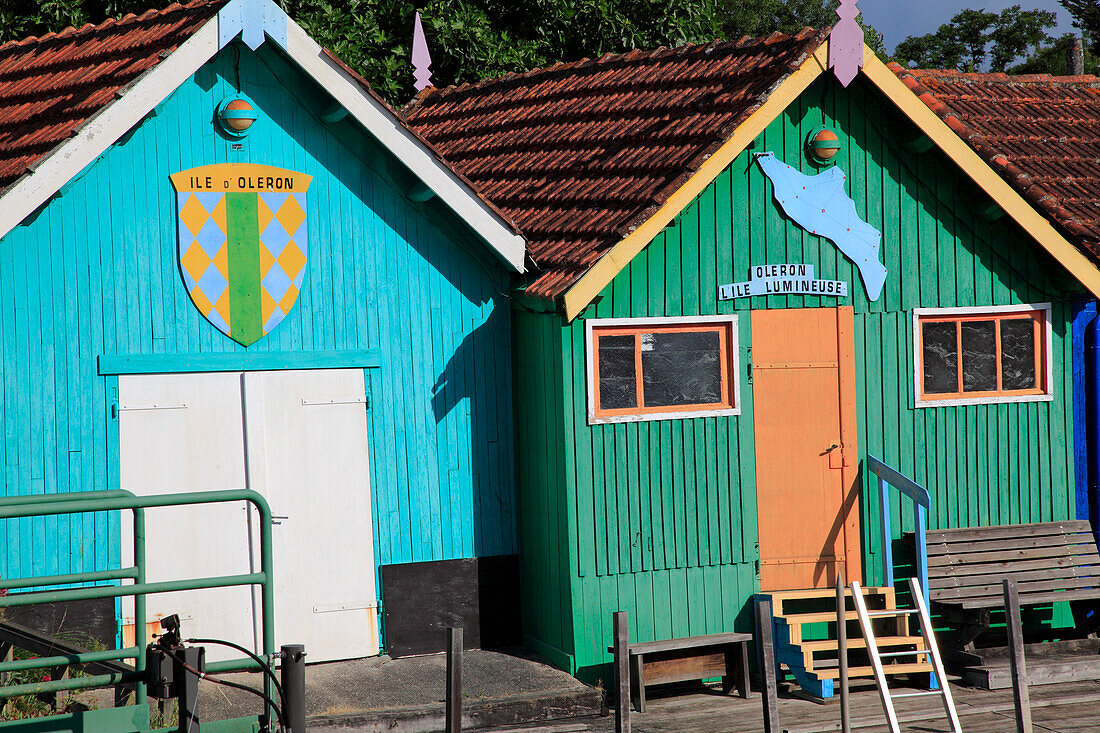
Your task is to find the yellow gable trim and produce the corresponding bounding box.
[560,43,829,321]
[859,48,1100,300]
[561,40,1100,321]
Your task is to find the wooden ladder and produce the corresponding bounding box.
[851,577,962,733]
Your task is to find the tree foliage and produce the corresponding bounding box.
[1008,32,1098,74]
[0,0,885,104]
[894,4,1056,72]
[1061,0,1100,56]
[291,0,884,102]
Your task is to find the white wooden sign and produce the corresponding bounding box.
[718,264,848,300]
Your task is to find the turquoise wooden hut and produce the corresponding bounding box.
[0,0,528,661]
[407,29,1100,685]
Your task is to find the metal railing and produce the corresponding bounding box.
[0,488,276,728]
[866,455,931,608]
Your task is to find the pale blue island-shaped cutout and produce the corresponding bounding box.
[755,151,887,301]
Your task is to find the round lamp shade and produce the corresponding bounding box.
[217,97,258,136]
[807,128,842,163]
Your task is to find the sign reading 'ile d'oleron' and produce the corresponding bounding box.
[719,264,848,300]
[171,163,312,347]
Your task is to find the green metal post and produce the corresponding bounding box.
[256,494,276,731]
[0,648,141,674]
[0,575,267,606]
[0,568,138,590]
[134,504,147,709]
[0,489,134,507]
[0,673,140,699]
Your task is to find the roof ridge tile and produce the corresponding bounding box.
[410,30,824,110]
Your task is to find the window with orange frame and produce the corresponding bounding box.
[587,316,740,423]
[914,305,1052,407]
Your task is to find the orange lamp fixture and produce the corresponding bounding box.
[217,96,258,137]
[807,128,842,163]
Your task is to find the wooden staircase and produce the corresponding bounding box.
[759,585,933,698]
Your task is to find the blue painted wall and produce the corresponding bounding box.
[0,43,516,587]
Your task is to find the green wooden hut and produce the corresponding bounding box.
[406,29,1100,684]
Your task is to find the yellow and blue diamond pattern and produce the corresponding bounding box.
[257,192,308,333]
[173,163,311,344]
[178,192,231,333]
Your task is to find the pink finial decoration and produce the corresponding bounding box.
[828,0,864,87]
[412,12,433,91]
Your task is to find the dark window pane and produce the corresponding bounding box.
[922,322,958,394]
[641,330,724,407]
[1001,319,1037,390]
[961,320,997,392]
[598,334,637,410]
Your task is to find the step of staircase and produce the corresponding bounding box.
[774,609,913,625]
[806,661,932,681]
[767,585,895,615]
[760,586,934,699]
[799,635,925,652]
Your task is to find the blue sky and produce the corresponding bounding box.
[856,0,1077,53]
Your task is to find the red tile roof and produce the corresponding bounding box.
[0,0,226,195]
[890,65,1100,264]
[404,29,828,300]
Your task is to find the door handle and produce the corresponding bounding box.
[823,444,849,469]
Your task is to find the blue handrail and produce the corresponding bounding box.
[866,455,931,607]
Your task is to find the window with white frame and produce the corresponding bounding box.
[586,316,740,424]
[913,304,1052,407]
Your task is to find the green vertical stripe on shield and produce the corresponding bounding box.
[226,192,263,346]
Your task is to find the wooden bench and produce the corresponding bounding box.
[925,520,1100,649]
[609,632,751,712]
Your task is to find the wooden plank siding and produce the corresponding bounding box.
[513,74,1080,682]
[512,306,575,669]
[0,45,516,586]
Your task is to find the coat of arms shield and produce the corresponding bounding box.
[170,164,313,346]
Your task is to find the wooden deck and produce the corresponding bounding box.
[480,677,1100,732]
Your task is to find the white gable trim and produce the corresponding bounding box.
[283,20,526,271]
[0,3,527,272]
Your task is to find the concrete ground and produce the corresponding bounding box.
[146,647,603,731]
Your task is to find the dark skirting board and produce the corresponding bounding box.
[380,554,520,657]
[3,597,117,650]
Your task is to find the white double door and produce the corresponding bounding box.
[118,369,378,663]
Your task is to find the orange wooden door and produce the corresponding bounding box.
[752,307,861,591]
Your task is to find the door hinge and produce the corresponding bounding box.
[313,601,378,614]
[301,396,369,407]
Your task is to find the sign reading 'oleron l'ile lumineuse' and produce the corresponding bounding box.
[718,264,848,300]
